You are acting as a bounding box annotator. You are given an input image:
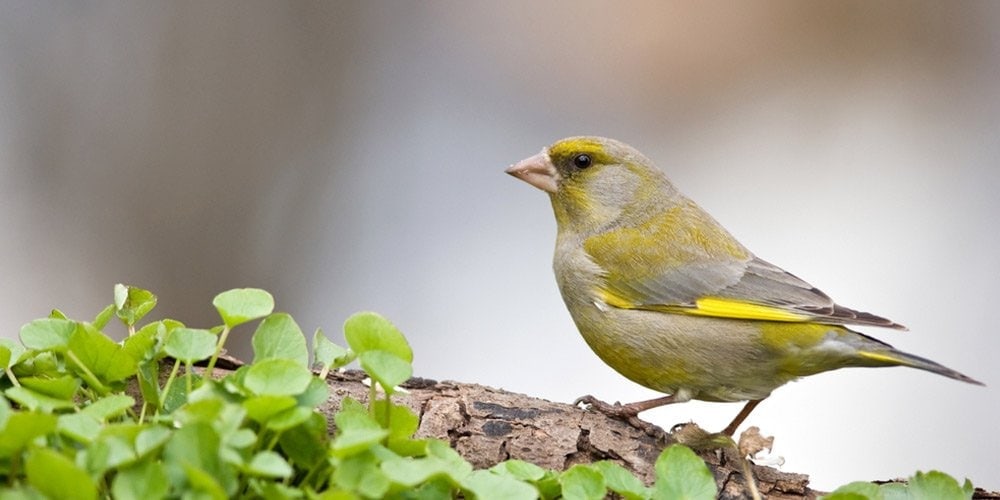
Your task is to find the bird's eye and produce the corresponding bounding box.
[573,154,592,169]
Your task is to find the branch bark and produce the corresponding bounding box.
[322,370,811,499]
[196,358,999,499]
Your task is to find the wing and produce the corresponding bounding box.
[585,207,904,330]
[711,257,905,329]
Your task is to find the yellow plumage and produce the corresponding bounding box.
[506,136,981,435]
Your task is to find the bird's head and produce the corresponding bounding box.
[506,136,679,234]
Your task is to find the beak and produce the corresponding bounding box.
[505,150,559,193]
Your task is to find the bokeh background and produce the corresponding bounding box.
[1,1,997,491]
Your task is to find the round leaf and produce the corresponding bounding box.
[358,350,412,393]
[653,444,717,500]
[213,288,275,328]
[559,464,605,500]
[20,318,76,351]
[113,284,157,327]
[243,358,313,396]
[252,313,308,367]
[111,461,169,500]
[26,448,97,500]
[164,328,217,363]
[463,469,538,500]
[246,451,293,478]
[343,312,412,362]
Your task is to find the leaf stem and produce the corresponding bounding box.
[203,325,231,382]
[160,358,182,411]
[66,350,109,396]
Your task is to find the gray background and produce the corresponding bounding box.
[1,1,997,490]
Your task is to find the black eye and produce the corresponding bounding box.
[572,154,592,169]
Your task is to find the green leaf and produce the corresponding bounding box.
[425,439,473,478]
[161,375,195,413]
[57,413,102,443]
[822,481,882,500]
[313,328,352,369]
[97,422,145,443]
[163,327,217,363]
[4,386,76,412]
[0,485,48,499]
[823,494,872,500]
[358,350,412,394]
[277,412,328,468]
[173,397,226,426]
[372,399,420,443]
[260,407,309,433]
[331,401,389,457]
[559,464,605,500]
[381,456,453,487]
[463,469,538,500]
[136,361,162,410]
[343,312,412,362]
[246,451,293,478]
[243,358,313,396]
[135,426,172,458]
[85,434,139,473]
[111,461,170,500]
[20,318,76,351]
[124,321,167,363]
[533,470,562,499]
[26,448,97,500]
[243,395,298,423]
[213,288,275,328]
[0,412,57,457]
[908,471,972,500]
[92,303,116,330]
[164,422,236,497]
[0,346,9,374]
[592,460,650,500]
[252,313,309,367]
[0,339,26,369]
[68,322,139,382]
[879,482,909,500]
[332,451,390,498]
[114,283,128,310]
[19,375,80,400]
[490,460,546,482]
[114,284,157,327]
[224,429,256,450]
[962,479,975,498]
[296,376,331,409]
[0,397,8,430]
[653,444,717,500]
[249,480,306,500]
[182,463,229,500]
[81,394,135,421]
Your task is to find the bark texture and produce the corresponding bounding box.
[196,358,998,499]
[324,370,812,499]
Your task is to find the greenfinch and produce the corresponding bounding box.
[506,136,981,436]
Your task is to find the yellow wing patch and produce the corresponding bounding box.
[600,291,812,323]
[682,297,812,322]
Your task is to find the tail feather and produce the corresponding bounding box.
[858,349,983,385]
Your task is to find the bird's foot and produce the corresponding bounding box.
[574,395,664,438]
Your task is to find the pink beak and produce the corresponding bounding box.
[505,150,559,193]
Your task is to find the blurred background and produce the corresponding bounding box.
[1,1,997,491]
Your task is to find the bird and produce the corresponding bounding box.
[505,136,982,436]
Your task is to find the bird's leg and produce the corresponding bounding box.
[722,398,764,436]
[574,394,679,437]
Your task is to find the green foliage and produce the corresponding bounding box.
[823,471,975,500]
[0,285,977,499]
